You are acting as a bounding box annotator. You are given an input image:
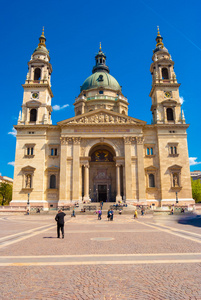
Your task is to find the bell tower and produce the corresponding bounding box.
[18,28,53,125]
[149,27,185,124]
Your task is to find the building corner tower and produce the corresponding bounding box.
[149,27,193,206]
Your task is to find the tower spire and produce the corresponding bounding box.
[38,27,46,48]
[156,26,164,48]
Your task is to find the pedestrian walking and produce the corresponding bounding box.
[55,209,66,239]
[98,209,102,220]
[71,209,76,217]
[107,209,110,221]
[134,209,138,219]
[110,208,114,221]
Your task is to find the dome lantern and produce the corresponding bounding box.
[92,43,110,74]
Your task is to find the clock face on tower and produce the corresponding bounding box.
[32,92,39,99]
[164,91,172,98]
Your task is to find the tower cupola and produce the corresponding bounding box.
[149,27,184,125]
[92,43,110,74]
[19,29,53,126]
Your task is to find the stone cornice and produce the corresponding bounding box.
[145,124,189,130]
[149,83,181,97]
[22,83,54,98]
[14,125,59,131]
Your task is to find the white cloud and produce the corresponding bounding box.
[8,162,15,167]
[8,127,17,137]
[53,104,69,111]
[179,96,184,105]
[189,157,201,166]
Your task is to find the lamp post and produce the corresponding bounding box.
[96,188,98,202]
[27,193,30,205]
[176,191,178,204]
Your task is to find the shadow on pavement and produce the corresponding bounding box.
[178,214,201,228]
[43,237,57,239]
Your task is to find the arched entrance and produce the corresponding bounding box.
[89,144,116,202]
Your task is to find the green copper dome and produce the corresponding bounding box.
[81,71,121,92]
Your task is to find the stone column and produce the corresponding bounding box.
[123,165,126,201]
[72,137,81,202]
[83,164,89,201]
[116,164,121,202]
[124,137,134,202]
[164,107,167,123]
[58,137,69,205]
[136,137,146,202]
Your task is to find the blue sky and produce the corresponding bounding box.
[1,0,201,178]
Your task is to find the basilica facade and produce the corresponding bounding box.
[11,29,194,209]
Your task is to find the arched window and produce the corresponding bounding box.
[50,175,56,189]
[162,68,169,79]
[149,174,155,187]
[30,109,37,122]
[76,110,81,116]
[167,108,174,121]
[34,68,41,80]
[122,110,126,115]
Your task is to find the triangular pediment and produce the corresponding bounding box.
[145,165,158,171]
[21,165,36,172]
[168,164,182,170]
[26,100,41,107]
[58,109,146,126]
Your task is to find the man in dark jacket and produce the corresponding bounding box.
[55,209,66,239]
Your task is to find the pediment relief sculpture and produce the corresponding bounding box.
[65,113,138,125]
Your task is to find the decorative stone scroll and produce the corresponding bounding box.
[67,113,137,125]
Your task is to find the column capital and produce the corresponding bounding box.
[60,137,73,145]
[136,137,144,145]
[123,136,136,144]
[73,137,81,145]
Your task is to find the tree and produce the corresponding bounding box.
[191,178,201,203]
[0,183,12,205]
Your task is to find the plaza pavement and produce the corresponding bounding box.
[0,213,201,299]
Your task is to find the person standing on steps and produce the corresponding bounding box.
[55,209,66,239]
